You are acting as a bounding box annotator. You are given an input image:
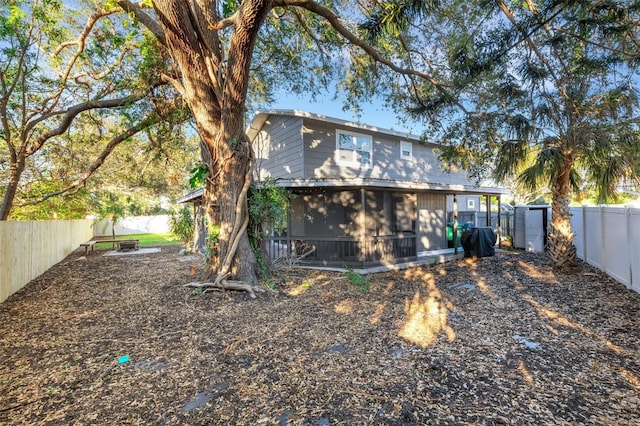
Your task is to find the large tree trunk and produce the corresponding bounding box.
[547,156,577,268]
[153,0,270,288]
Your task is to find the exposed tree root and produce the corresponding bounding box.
[184,280,265,298]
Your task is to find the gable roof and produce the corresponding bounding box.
[246,109,424,143]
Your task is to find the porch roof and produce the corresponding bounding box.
[270,177,507,195]
[177,188,204,204]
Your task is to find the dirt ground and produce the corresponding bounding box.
[1,246,639,425]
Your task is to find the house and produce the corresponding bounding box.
[182,110,506,266]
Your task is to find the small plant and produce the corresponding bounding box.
[344,268,370,292]
[169,206,195,247]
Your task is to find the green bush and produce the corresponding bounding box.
[169,206,195,247]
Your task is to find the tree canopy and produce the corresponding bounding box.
[380,0,640,266]
[0,0,190,220]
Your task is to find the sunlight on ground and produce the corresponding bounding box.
[518,361,536,387]
[518,260,556,281]
[383,280,396,294]
[621,369,640,389]
[369,302,386,325]
[475,276,497,298]
[398,268,456,348]
[334,299,354,314]
[287,274,334,296]
[521,293,627,355]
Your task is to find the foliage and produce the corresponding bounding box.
[377,0,640,265]
[189,165,209,189]
[248,179,293,234]
[169,206,195,247]
[344,268,370,293]
[247,179,293,281]
[0,0,188,220]
[94,192,128,239]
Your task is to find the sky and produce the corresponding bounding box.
[259,89,427,137]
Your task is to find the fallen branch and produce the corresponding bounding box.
[184,280,265,298]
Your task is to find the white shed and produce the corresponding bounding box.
[513,206,551,252]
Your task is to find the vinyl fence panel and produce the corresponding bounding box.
[583,207,604,270]
[570,205,639,294]
[603,207,630,287]
[570,207,585,259]
[630,208,640,293]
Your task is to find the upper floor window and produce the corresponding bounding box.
[400,141,412,160]
[336,130,372,168]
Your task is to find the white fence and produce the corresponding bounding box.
[93,215,170,236]
[570,206,640,293]
[0,219,94,303]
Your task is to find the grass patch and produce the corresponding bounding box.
[119,233,182,247]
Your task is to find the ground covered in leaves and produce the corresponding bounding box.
[1,246,639,425]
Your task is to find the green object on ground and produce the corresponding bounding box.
[446,222,472,245]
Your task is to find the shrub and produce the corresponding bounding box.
[344,268,370,292]
[169,206,195,247]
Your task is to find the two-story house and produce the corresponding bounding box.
[246,110,505,266]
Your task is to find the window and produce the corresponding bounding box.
[400,141,412,160]
[467,199,476,210]
[336,130,372,168]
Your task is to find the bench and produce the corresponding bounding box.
[117,240,139,251]
[79,240,97,255]
[79,239,140,254]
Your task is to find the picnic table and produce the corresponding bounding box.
[79,238,140,255]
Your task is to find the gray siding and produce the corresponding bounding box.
[417,192,447,252]
[302,118,472,185]
[254,116,304,180]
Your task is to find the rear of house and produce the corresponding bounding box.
[249,110,505,267]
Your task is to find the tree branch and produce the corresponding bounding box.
[277,0,468,114]
[117,0,167,46]
[23,82,164,157]
[17,116,158,206]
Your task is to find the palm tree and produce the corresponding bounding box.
[408,0,640,267]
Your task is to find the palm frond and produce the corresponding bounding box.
[493,139,529,182]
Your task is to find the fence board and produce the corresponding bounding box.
[630,208,640,293]
[603,208,630,286]
[0,220,93,303]
[583,207,604,270]
[570,205,639,294]
[570,207,585,259]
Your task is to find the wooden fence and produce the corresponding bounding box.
[0,219,94,303]
[570,205,640,294]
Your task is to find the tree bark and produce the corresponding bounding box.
[153,0,272,287]
[547,156,577,268]
[0,158,26,220]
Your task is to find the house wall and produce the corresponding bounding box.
[253,115,304,180]
[417,192,447,253]
[446,194,481,214]
[302,118,473,185]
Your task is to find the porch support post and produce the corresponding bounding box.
[497,195,502,247]
[360,188,366,267]
[453,193,459,255]
[486,194,492,226]
[287,194,292,254]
